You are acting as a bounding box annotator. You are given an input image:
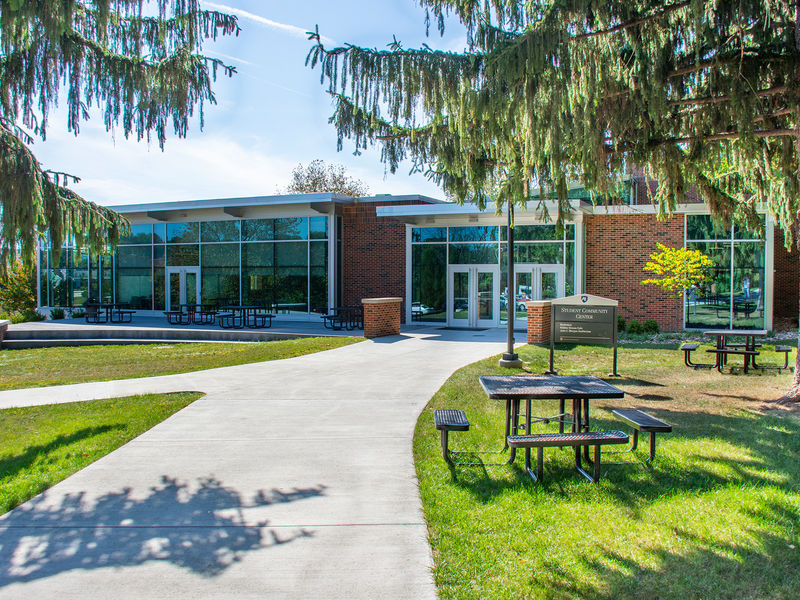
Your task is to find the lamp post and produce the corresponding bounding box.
[499,201,523,368]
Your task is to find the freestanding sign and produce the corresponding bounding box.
[548,294,619,376]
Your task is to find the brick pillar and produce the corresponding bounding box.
[362,298,402,338]
[0,319,8,349]
[526,301,551,345]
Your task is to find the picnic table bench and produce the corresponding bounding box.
[611,409,672,463]
[508,430,629,482]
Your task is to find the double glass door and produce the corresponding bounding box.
[447,265,500,328]
[513,264,565,328]
[166,267,201,312]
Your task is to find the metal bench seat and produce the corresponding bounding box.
[612,409,672,463]
[434,409,469,465]
[507,430,629,482]
[681,343,700,367]
[705,347,759,373]
[775,346,792,372]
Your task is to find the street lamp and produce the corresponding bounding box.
[499,201,523,368]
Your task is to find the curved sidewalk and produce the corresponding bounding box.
[0,329,508,599]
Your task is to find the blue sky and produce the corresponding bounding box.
[33,1,467,206]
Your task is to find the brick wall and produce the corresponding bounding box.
[584,214,684,331]
[773,227,799,330]
[526,301,551,344]
[362,298,402,338]
[342,200,419,323]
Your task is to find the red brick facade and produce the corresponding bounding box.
[584,214,684,331]
[341,199,417,322]
[773,226,799,330]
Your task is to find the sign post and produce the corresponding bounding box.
[547,294,619,376]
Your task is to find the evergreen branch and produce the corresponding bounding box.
[573,1,692,40]
[667,85,789,107]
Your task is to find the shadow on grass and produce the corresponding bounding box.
[534,499,800,599]
[0,475,324,586]
[0,425,124,481]
[442,407,800,507]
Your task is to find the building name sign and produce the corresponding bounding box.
[548,294,619,375]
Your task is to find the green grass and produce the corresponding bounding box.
[0,337,363,390]
[415,343,800,600]
[0,392,202,515]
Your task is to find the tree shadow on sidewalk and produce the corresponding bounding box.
[0,475,325,586]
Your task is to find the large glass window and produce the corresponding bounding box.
[116,246,152,309]
[242,242,274,306]
[201,221,240,243]
[120,224,152,245]
[201,244,240,304]
[167,222,199,243]
[412,245,446,322]
[310,241,328,312]
[685,215,765,329]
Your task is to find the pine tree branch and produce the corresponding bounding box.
[667,85,789,107]
[574,1,692,40]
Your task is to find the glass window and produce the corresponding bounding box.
[275,217,307,241]
[502,225,560,241]
[166,222,199,243]
[732,243,765,329]
[153,224,166,243]
[201,244,239,268]
[274,242,308,313]
[514,243,564,264]
[411,245,446,322]
[734,215,765,240]
[449,226,498,242]
[119,224,152,245]
[309,217,328,240]
[242,219,274,241]
[686,215,729,240]
[117,246,151,268]
[167,244,199,266]
[412,227,447,243]
[449,243,499,264]
[201,220,240,242]
[242,242,274,267]
[565,243,575,296]
[565,224,575,241]
[684,241,731,329]
[310,241,328,312]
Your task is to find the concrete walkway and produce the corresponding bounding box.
[0,328,511,599]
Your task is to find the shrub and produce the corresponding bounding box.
[50,308,66,320]
[626,319,644,334]
[617,316,626,332]
[71,309,86,319]
[0,261,36,314]
[643,319,659,334]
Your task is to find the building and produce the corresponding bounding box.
[37,188,793,332]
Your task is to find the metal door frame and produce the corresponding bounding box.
[447,264,500,328]
[165,266,201,312]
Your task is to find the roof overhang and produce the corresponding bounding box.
[376,200,584,226]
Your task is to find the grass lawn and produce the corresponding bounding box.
[415,342,800,600]
[0,392,202,515]
[0,337,362,390]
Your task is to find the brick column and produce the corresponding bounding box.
[526,301,551,345]
[361,298,402,338]
[0,319,8,349]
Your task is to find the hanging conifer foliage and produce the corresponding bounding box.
[0,0,239,269]
[309,1,800,398]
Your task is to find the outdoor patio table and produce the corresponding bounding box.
[222,305,263,328]
[479,374,625,468]
[703,329,767,372]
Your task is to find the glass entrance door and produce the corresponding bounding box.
[166,267,200,312]
[513,264,565,328]
[447,265,500,328]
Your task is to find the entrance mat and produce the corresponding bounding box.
[438,327,489,331]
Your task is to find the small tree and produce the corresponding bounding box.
[284,160,369,197]
[0,260,37,315]
[641,244,713,297]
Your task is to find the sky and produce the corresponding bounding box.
[30,1,467,207]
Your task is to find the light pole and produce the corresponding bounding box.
[499,201,523,368]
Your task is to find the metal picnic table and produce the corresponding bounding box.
[703,329,767,373]
[478,375,625,469]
